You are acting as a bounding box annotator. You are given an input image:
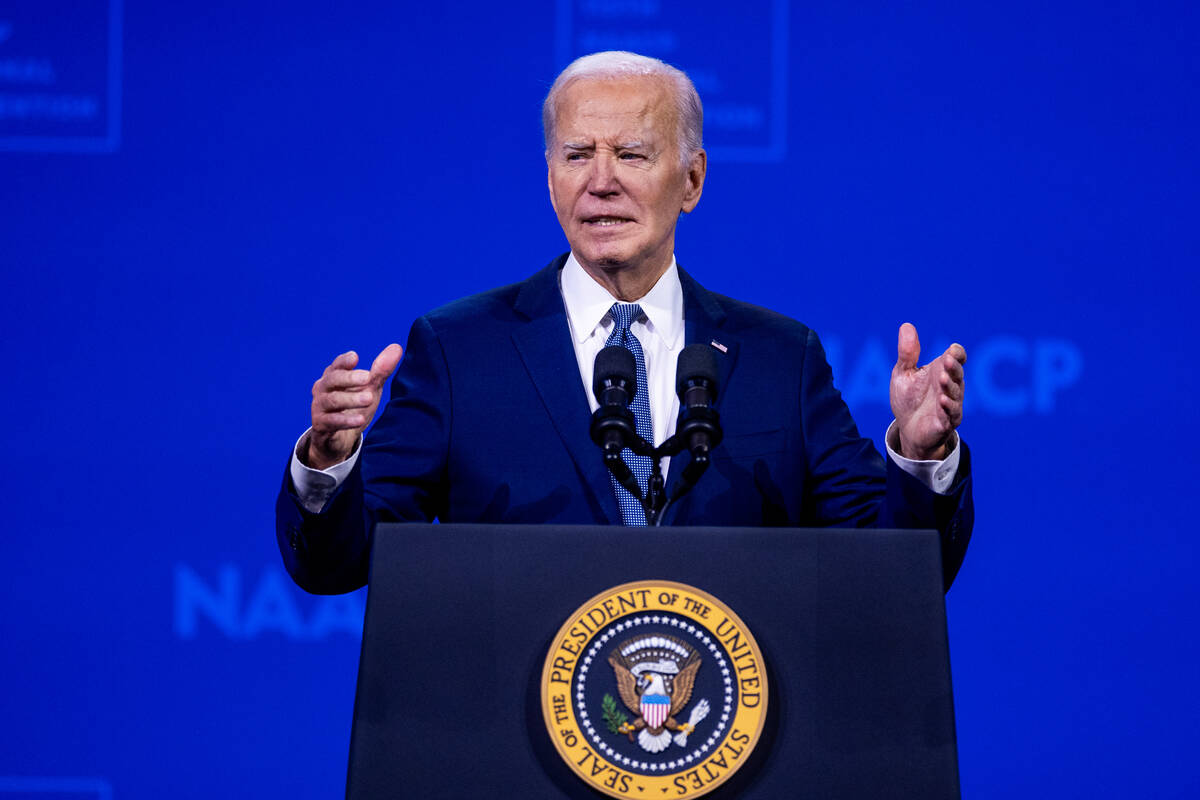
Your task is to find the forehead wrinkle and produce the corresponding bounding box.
[565,113,653,142]
[578,112,657,142]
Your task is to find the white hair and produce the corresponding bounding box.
[542,51,704,164]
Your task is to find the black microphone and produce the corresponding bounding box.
[590,346,644,501]
[592,345,637,412]
[674,344,723,486]
[675,343,720,403]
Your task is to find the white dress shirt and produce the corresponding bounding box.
[560,252,684,480]
[290,253,959,513]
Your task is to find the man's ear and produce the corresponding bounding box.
[681,149,707,213]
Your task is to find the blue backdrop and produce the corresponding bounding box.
[2,1,1197,797]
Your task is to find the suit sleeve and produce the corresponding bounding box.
[797,329,973,589]
[274,315,452,594]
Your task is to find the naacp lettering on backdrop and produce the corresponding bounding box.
[821,334,1083,417]
[174,564,364,641]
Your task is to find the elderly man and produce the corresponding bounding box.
[276,51,972,594]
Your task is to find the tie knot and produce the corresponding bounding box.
[608,303,643,332]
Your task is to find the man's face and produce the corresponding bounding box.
[547,76,705,279]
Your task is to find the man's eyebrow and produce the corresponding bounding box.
[559,141,649,152]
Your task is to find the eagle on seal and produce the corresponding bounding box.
[608,633,711,753]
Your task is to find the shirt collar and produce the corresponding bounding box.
[560,252,685,351]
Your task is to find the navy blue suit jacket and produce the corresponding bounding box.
[276,255,973,594]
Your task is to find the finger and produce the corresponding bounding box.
[369,343,403,385]
[941,356,964,384]
[317,368,372,392]
[939,394,963,427]
[327,350,359,373]
[939,371,964,401]
[315,388,377,413]
[313,409,369,430]
[895,322,920,371]
[945,342,967,364]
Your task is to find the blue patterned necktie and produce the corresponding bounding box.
[605,303,653,525]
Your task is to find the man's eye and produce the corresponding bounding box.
[566,152,587,162]
[619,152,645,160]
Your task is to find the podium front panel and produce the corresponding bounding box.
[347,524,958,799]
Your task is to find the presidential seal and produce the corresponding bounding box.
[540,580,768,798]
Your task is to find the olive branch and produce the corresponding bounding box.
[601,693,628,734]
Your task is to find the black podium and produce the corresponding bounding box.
[347,524,959,799]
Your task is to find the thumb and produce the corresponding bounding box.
[895,322,921,371]
[369,343,403,385]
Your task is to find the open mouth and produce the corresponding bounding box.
[583,216,634,227]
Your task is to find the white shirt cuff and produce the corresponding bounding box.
[288,428,362,514]
[884,421,961,495]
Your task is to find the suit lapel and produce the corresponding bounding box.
[678,267,740,412]
[662,267,742,520]
[511,256,622,525]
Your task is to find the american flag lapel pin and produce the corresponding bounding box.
[710,339,728,353]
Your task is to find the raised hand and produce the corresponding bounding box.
[889,323,966,461]
[306,344,403,469]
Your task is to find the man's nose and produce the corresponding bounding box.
[587,154,620,196]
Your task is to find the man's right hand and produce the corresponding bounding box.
[306,344,403,470]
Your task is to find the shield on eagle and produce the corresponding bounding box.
[607,633,709,753]
[640,693,670,728]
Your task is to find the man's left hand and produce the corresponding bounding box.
[890,322,967,461]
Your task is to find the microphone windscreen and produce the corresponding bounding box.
[675,344,720,399]
[593,345,637,401]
